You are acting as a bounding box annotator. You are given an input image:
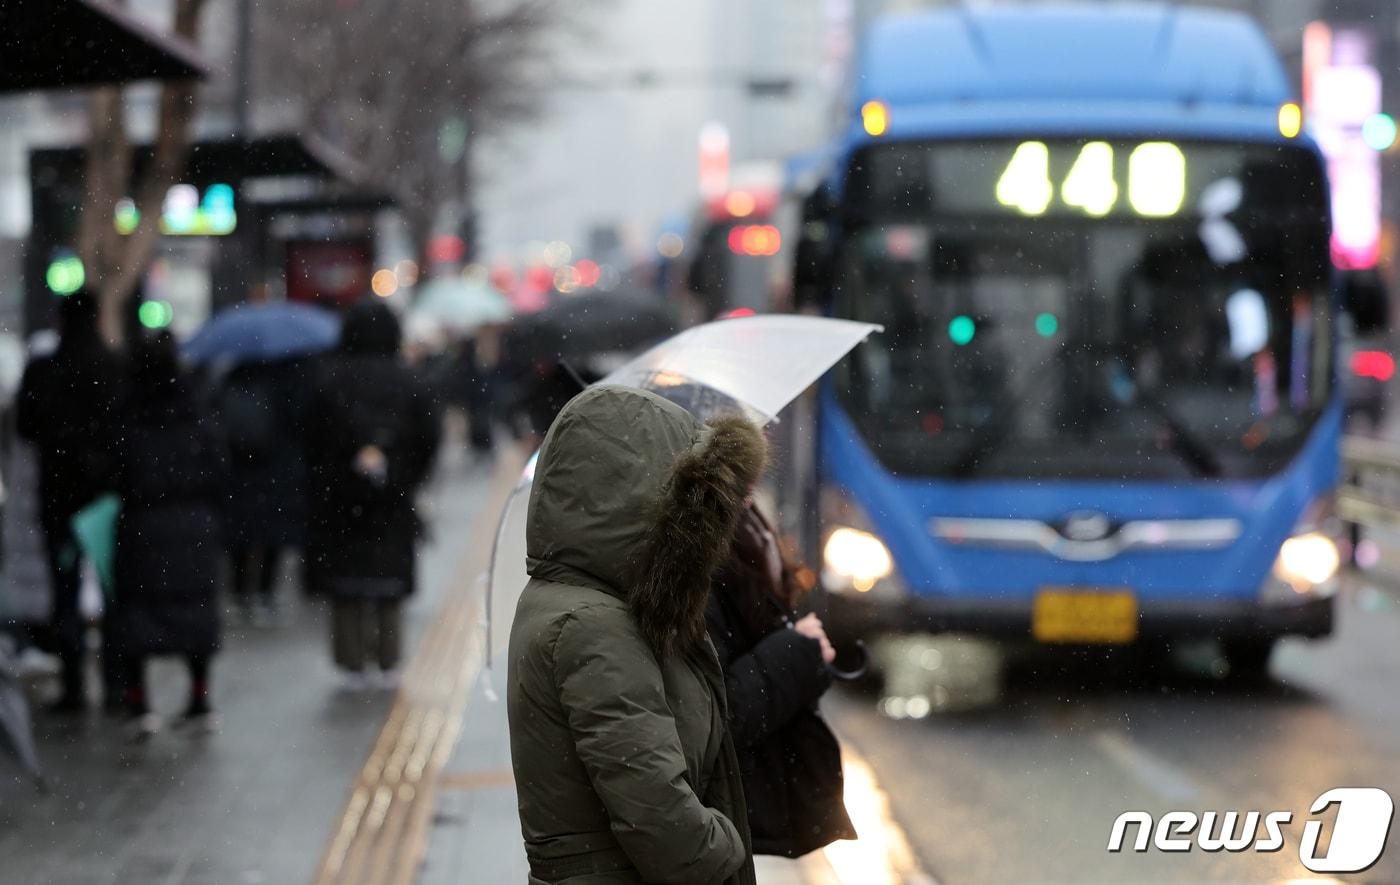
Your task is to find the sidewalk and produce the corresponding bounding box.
[0,451,494,885]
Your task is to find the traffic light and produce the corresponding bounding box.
[45,251,84,295]
[949,315,975,345]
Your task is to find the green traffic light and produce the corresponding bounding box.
[1035,312,1059,337]
[45,255,85,295]
[949,315,976,346]
[114,199,140,235]
[1363,113,1397,152]
[138,300,173,329]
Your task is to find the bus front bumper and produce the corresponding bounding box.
[824,591,1334,644]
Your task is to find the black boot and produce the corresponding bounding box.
[46,656,85,713]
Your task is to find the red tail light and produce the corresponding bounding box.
[1351,350,1395,381]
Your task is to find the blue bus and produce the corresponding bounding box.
[787,5,1378,674]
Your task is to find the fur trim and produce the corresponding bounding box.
[628,414,768,658]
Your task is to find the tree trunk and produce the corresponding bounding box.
[75,87,130,289]
[75,0,208,343]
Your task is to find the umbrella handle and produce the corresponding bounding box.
[762,590,869,680]
[826,640,870,682]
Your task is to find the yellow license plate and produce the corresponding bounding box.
[1032,588,1138,644]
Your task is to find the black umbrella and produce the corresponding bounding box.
[0,636,45,790]
[509,289,676,365]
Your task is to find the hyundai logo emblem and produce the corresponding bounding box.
[1059,511,1114,542]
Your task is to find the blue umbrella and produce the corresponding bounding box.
[183,302,340,367]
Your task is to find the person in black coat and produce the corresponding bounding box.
[706,502,857,858]
[108,331,226,734]
[454,337,495,456]
[215,358,310,621]
[15,290,125,711]
[305,301,439,686]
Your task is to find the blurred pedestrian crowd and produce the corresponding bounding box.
[0,287,579,739]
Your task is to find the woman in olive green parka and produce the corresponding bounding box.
[508,385,765,885]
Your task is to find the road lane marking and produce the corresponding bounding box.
[1093,729,1203,803]
[437,768,516,791]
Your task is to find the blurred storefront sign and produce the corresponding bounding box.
[1304,22,1384,270]
[285,239,374,310]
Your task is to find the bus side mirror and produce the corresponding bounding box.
[1342,270,1389,335]
[793,184,835,310]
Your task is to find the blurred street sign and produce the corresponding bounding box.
[746,78,796,98]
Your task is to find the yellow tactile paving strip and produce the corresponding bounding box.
[314,451,524,885]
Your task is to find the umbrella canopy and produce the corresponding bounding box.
[1,0,208,93]
[508,289,675,364]
[411,277,511,331]
[183,302,340,367]
[601,315,882,422]
[482,315,882,661]
[0,636,43,787]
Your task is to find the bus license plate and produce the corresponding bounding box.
[1032,588,1138,644]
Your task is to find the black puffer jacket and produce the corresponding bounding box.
[217,359,311,548]
[706,504,856,858]
[109,374,226,658]
[16,329,124,528]
[305,302,439,598]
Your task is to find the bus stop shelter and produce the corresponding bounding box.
[25,134,373,332]
[0,0,206,92]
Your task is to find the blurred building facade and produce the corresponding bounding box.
[475,0,832,266]
[4,0,1400,334]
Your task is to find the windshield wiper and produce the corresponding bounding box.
[947,346,1224,479]
[946,346,1068,477]
[1133,388,1223,478]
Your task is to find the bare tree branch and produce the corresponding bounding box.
[255,0,586,254]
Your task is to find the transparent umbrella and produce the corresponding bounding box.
[600,314,881,421]
[480,315,881,688]
[411,277,512,331]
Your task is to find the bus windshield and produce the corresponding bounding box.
[832,139,1332,480]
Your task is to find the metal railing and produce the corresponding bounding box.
[1340,435,1400,533]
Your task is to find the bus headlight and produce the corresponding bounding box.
[824,527,893,593]
[1273,532,1341,593]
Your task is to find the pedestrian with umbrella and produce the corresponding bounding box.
[491,315,880,874]
[185,299,338,620]
[488,315,882,663]
[409,276,511,332]
[613,317,867,856]
[503,288,675,446]
[182,300,340,368]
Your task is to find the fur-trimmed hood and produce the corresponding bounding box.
[525,384,766,657]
